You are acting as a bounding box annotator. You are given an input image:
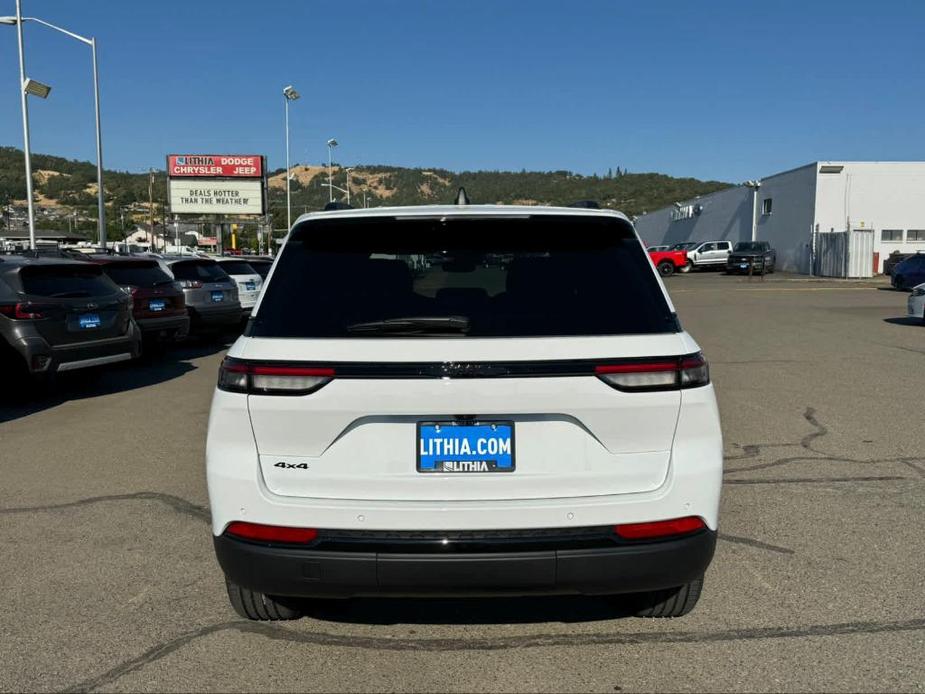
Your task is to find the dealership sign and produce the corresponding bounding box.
[168,154,263,178]
[167,153,266,215]
[169,179,264,215]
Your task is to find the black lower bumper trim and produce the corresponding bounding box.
[214,529,716,598]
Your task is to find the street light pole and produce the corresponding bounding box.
[282,85,299,232]
[326,138,338,204]
[13,0,36,250]
[744,180,762,242]
[2,13,106,247]
[90,36,105,246]
[344,167,353,207]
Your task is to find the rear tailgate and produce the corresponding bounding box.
[244,335,687,502]
[17,265,131,345]
[241,211,686,504]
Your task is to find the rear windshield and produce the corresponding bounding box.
[218,260,257,275]
[20,264,118,298]
[248,215,677,338]
[100,262,173,288]
[170,261,229,282]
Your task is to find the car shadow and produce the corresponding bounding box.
[883,317,922,327]
[296,594,642,625]
[0,338,231,424]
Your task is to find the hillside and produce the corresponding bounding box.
[0,146,731,239]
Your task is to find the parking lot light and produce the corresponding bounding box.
[283,84,300,232]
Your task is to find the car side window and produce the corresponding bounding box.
[719,242,731,251]
[700,243,715,252]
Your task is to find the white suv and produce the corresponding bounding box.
[206,204,723,620]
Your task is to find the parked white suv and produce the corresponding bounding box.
[206,204,723,620]
[214,258,263,315]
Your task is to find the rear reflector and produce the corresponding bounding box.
[225,521,318,544]
[595,353,709,392]
[614,516,706,540]
[218,357,334,395]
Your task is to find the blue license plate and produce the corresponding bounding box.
[149,299,166,312]
[739,263,749,269]
[244,281,256,291]
[417,421,515,473]
[79,313,101,329]
[211,291,224,303]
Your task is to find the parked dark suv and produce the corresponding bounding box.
[891,253,925,290]
[0,256,141,380]
[727,241,776,275]
[89,257,189,343]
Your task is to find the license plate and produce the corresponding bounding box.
[417,421,514,473]
[78,313,101,329]
[211,291,224,303]
[739,263,749,269]
[245,281,256,291]
[149,299,166,312]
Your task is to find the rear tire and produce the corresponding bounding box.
[679,260,693,274]
[225,579,302,621]
[894,275,905,291]
[657,261,675,277]
[632,576,704,618]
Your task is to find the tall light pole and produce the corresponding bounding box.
[344,167,354,207]
[282,85,299,231]
[1,11,106,247]
[4,3,39,249]
[744,180,762,242]
[326,138,338,204]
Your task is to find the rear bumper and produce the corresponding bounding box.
[136,313,190,339]
[10,322,142,374]
[214,529,716,598]
[188,305,242,330]
[726,259,765,273]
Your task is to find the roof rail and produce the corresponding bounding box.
[323,202,353,211]
[454,187,470,205]
[568,200,600,209]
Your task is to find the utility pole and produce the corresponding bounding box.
[13,0,36,249]
[148,169,155,252]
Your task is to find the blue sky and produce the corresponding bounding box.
[1,0,923,182]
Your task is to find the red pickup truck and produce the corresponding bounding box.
[648,248,689,277]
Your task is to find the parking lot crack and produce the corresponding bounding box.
[0,491,210,523]
[800,407,828,452]
[64,617,925,691]
[718,533,795,555]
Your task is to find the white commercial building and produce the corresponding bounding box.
[635,162,925,275]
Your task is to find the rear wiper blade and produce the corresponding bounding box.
[346,316,470,334]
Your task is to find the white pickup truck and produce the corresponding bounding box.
[671,240,733,272]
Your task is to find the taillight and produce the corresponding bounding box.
[595,353,709,392]
[0,302,48,320]
[218,357,334,395]
[178,279,203,288]
[225,521,318,544]
[614,516,706,540]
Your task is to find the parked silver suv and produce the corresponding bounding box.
[158,257,241,334]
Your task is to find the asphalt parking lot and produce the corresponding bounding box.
[1,271,923,693]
